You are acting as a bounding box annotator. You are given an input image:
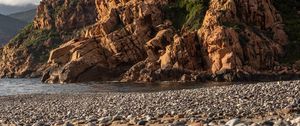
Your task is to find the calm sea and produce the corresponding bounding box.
[0,78,232,96]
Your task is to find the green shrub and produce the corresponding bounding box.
[8,23,62,62]
[9,23,34,45]
[164,0,210,31]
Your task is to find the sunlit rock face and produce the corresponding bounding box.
[0,0,97,78]
[0,0,290,83]
[198,0,288,74]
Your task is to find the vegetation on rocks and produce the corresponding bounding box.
[273,0,300,63]
[9,23,61,62]
[164,0,210,31]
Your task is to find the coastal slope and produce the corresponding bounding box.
[0,0,299,83]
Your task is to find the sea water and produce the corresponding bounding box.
[0,78,232,96]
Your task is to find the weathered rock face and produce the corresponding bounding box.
[121,29,206,82]
[122,0,289,82]
[198,0,288,74]
[1,0,295,83]
[42,0,169,83]
[0,0,97,78]
[34,0,97,32]
[41,0,291,83]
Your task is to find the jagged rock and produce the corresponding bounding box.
[198,0,288,74]
[0,0,296,83]
[0,0,98,79]
[42,0,168,83]
[122,30,203,82]
[43,0,290,83]
[34,0,97,32]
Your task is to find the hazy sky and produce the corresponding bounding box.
[0,0,40,6]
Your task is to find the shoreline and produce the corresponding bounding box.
[0,80,299,125]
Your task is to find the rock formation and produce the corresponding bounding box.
[42,0,167,83]
[198,0,288,76]
[0,0,97,78]
[1,0,299,83]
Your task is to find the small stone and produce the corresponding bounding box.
[171,111,176,115]
[127,115,133,120]
[190,122,204,126]
[87,116,98,122]
[157,111,165,118]
[76,120,86,124]
[129,118,138,125]
[87,122,96,126]
[274,119,289,126]
[55,120,64,125]
[174,114,185,119]
[225,118,241,126]
[63,122,74,126]
[32,121,44,126]
[145,115,154,121]
[291,117,300,124]
[99,116,112,124]
[137,120,147,125]
[112,115,123,121]
[208,121,217,126]
[250,123,259,126]
[235,123,247,126]
[261,120,274,126]
[173,120,186,126]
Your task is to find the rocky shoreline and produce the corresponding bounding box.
[1,0,298,84]
[0,80,299,126]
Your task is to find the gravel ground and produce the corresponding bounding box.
[0,80,299,126]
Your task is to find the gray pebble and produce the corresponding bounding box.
[137,120,147,125]
[225,118,241,126]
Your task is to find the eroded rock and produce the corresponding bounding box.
[1,0,296,83]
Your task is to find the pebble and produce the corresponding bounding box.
[172,120,186,126]
[129,118,138,125]
[225,118,241,126]
[99,116,112,124]
[112,115,123,121]
[32,121,44,126]
[274,119,289,126]
[63,122,74,126]
[208,121,217,126]
[0,80,299,125]
[261,120,274,126]
[137,120,147,125]
[87,122,96,126]
[291,117,300,124]
[235,123,247,126]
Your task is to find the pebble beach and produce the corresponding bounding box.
[0,80,299,126]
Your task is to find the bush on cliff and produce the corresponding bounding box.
[164,0,210,31]
[8,23,61,62]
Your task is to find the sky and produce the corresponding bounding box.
[0,0,40,6]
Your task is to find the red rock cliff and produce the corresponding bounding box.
[0,0,295,83]
[0,0,97,78]
[41,0,289,83]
